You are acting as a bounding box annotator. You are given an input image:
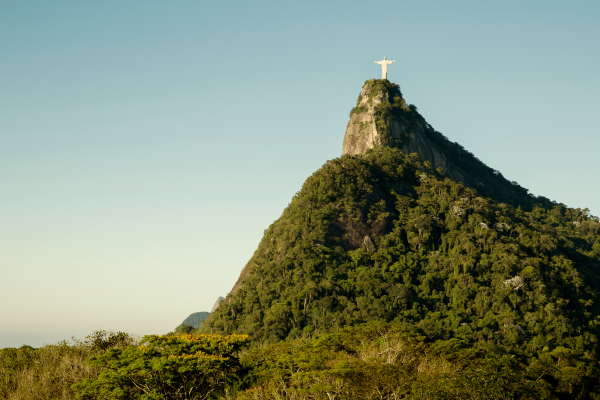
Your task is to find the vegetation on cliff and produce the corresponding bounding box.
[347,79,538,205]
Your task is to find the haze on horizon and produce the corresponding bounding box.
[1,0,599,348]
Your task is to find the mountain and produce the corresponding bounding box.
[200,80,600,373]
[175,297,225,330]
[180,312,210,329]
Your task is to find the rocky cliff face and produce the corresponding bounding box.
[343,79,529,205]
[342,85,388,155]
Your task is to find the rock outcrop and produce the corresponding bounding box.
[342,85,387,155]
[211,296,226,312]
[343,79,530,205]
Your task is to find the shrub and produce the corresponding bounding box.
[72,333,250,400]
[0,331,136,400]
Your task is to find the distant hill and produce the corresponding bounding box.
[180,312,210,329]
[176,296,225,330]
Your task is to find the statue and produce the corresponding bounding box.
[375,57,395,80]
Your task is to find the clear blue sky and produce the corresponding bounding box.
[1,0,599,348]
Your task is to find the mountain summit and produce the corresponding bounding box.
[201,80,600,382]
[343,80,530,205]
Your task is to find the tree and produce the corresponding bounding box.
[174,323,195,335]
[72,333,250,400]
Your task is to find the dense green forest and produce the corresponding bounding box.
[203,147,600,345]
[199,146,600,397]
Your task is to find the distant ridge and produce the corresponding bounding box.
[176,296,226,330]
[181,312,210,329]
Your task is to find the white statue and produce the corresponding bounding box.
[375,57,395,80]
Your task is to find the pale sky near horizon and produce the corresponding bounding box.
[1,0,599,348]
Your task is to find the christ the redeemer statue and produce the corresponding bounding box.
[375,57,395,80]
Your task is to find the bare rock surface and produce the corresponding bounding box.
[342,85,384,155]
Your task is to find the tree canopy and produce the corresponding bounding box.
[201,147,600,396]
[72,334,250,400]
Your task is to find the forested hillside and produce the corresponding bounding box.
[201,146,600,394]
